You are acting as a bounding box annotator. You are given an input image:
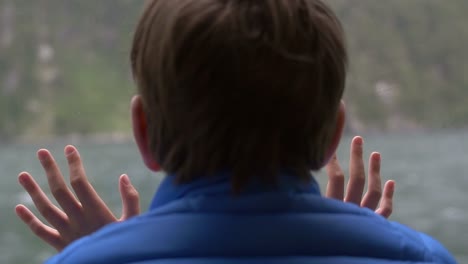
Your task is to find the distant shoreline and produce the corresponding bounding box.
[6,132,134,146]
[4,127,468,146]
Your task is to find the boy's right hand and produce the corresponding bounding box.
[15,145,140,252]
[325,136,395,218]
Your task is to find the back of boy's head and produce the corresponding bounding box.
[131,0,347,192]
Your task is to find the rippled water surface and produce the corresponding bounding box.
[1,132,467,263]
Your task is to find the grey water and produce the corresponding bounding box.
[1,132,467,263]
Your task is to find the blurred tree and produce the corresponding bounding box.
[329,0,468,131]
[0,0,140,141]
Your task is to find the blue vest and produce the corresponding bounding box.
[45,173,457,264]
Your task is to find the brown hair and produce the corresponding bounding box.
[131,0,347,192]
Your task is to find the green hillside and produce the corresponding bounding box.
[1,0,467,141]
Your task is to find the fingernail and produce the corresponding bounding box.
[37,149,48,161]
[354,137,363,146]
[389,180,396,191]
[373,152,381,160]
[121,174,130,186]
[18,173,26,185]
[65,145,75,156]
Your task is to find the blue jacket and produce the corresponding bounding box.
[45,173,457,264]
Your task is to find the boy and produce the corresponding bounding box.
[16,0,456,263]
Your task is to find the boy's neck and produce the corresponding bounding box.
[150,171,321,210]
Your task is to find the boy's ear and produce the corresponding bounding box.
[321,100,346,168]
[131,95,161,171]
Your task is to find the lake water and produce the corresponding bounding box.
[1,132,467,263]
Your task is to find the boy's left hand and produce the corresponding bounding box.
[325,136,395,218]
[15,145,140,252]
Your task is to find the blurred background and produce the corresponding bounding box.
[0,0,467,263]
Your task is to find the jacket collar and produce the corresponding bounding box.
[150,171,321,210]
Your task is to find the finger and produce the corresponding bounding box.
[375,180,395,219]
[361,152,383,210]
[65,146,115,219]
[38,149,82,218]
[119,174,141,220]
[18,172,69,229]
[325,154,345,200]
[15,204,65,251]
[345,136,366,205]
